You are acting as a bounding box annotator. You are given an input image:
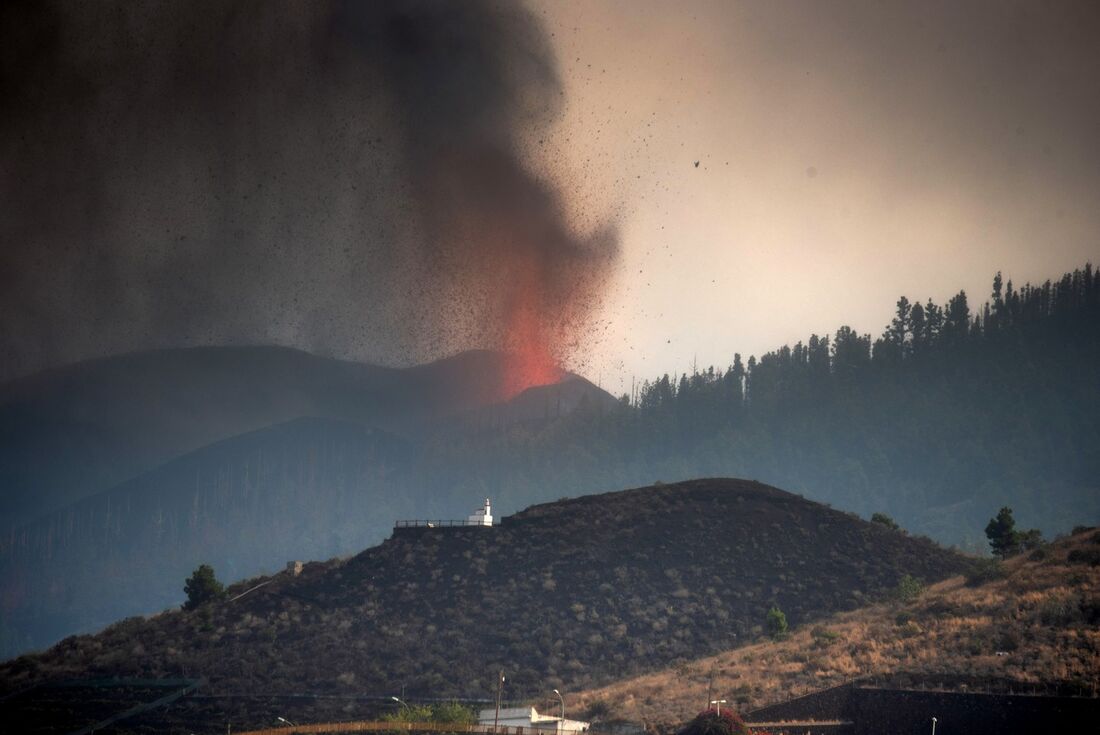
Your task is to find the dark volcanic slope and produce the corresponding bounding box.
[0,346,594,527]
[0,479,971,731]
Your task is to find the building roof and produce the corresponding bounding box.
[477,707,590,731]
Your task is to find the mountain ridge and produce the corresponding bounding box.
[0,345,599,526]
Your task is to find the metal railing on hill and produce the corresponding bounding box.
[394,520,493,528]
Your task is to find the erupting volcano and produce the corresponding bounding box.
[473,213,615,399]
[490,226,615,398]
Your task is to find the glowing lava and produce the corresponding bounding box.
[500,271,565,399]
[501,315,564,398]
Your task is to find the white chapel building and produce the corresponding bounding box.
[468,498,494,526]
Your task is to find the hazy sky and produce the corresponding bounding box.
[534,0,1100,391]
[2,1,1098,391]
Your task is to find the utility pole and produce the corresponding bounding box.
[553,689,565,735]
[709,699,726,717]
[494,671,505,733]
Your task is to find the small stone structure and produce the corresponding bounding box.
[286,560,304,577]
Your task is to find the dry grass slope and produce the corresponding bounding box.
[573,529,1100,728]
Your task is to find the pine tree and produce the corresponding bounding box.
[890,296,912,353]
[183,564,225,610]
[909,302,927,355]
[984,507,1021,560]
[943,291,971,342]
[922,298,943,344]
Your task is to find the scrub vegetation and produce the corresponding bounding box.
[574,528,1100,728]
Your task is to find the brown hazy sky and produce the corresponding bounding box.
[532,0,1100,390]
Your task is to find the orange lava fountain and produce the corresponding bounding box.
[500,269,565,399]
[501,311,564,399]
[423,145,617,402]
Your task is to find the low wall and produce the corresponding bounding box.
[747,683,1100,735]
[851,687,1099,735]
[746,681,856,723]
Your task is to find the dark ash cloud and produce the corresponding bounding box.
[0,0,617,382]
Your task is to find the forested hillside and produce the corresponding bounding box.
[429,264,1099,548]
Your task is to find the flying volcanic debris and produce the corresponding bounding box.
[0,0,618,394]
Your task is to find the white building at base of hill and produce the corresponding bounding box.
[477,707,590,733]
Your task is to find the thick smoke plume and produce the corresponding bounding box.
[0,0,617,392]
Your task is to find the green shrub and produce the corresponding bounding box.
[1018,528,1045,552]
[383,704,434,723]
[1067,548,1100,566]
[871,513,901,531]
[894,574,923,603]
[897,621,922,638]
[431,702,476,725]
[810,626,841,646]
[965,558,1006,587]
[765,605,789,641]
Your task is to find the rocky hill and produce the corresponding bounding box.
[572,527,1100,728]
[0,478,972,733]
